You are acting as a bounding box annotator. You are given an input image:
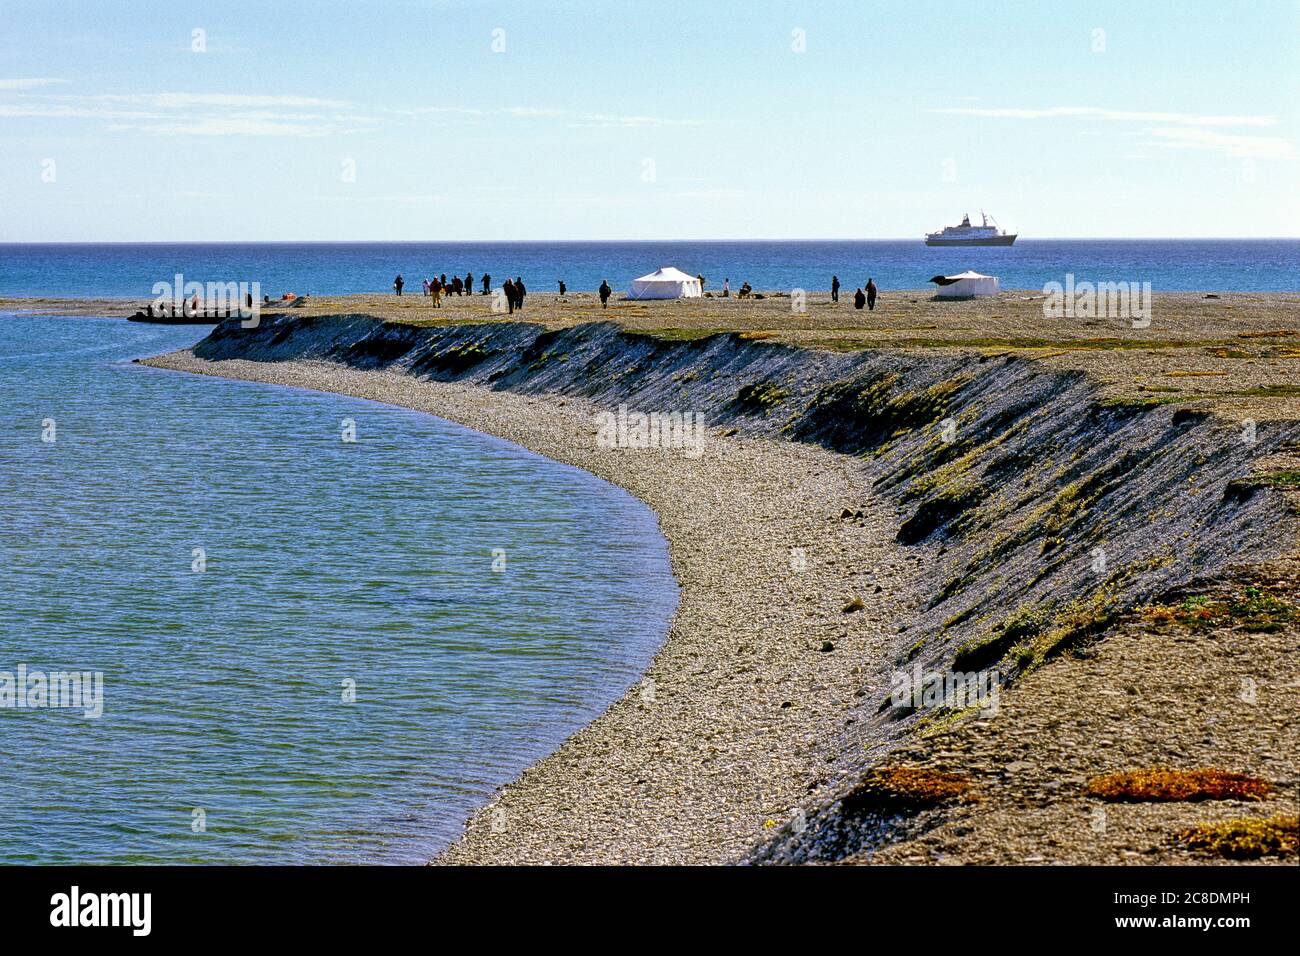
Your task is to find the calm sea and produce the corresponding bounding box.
[0,313,678,864]
[2,240,1297,298]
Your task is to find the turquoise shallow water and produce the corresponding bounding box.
[0,314,678,864]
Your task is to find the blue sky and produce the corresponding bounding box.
[2,0,1297,240]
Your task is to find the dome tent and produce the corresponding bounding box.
[628,267,702,300]
[929,270,999,299]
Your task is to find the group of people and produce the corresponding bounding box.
[831,275,879,311]
[391,272,880,311]
[393,272,500,306]
[501,277,527,313]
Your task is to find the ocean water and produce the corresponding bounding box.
[0,313,678,864]
[1,239,1297,298]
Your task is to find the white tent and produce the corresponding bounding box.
[628,267,702,300]
[930,270,999,299]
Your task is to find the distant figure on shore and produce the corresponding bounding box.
[452,275,464,296]
[515,277,526,311]
[503,278,516,314]
[722,277,730,297]
[557,280,566,296]
[599,280,611,308]
[831,275,840,303]
[737,281,752,299]
[854,288,866,310]
[465,273,473,294]
[431,277,443,307]
[394,275,404,296]
[482,273,491,295]
[866,277,878,311]
[697,274,706,292]
[421,278,430,297]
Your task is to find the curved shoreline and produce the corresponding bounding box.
[140,350,912,864]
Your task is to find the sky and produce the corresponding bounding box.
[1,0,1297,241]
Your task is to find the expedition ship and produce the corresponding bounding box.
[924,211,1017,246]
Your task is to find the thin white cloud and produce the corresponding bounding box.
[1146,126,1297,160]
[397,104,700,128]
[0,78,67,90]
[1,88,363,137]
[926,105,1295,160]
[88,92,352,109]
[928,106,1279,127]
[106,117,347,137]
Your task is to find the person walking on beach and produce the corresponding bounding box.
[831,275,840,303]
[854,287,866,310]
[394,274,404,296]
[503,278,516,314]
[866,277,878,311]
[599,279,612,308]
[515,277,526,311]
[482,273,491,295]
[431,277,443,307]
[422,278,431,297]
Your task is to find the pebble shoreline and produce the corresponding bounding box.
[140,351,916,864]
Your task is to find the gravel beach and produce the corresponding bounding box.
[140,351,918,864]
[137,305,1299,866]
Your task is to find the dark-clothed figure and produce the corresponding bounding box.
[853,288,866,310]
[465,273,473,294]
[394,274,404,296]
[866,278,878,311]
[515,277,526,311]
[503,279,516,314]
[599,280,612,308]
[558,280,566,296]
[482,273,491,295]
[831,275,840,303]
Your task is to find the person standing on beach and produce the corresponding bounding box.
[831,275,840,303]
[503,278,516,314]
[515,277,526,311]
[599,280,611,308]
[557,280,566,296]
[697,274,706,292]
[866,277,878,311]
[854,287,866,310]
[422,278,430,297]
[482,273,491,295]
[466,272,473,295]
[394,274,404,296]
[431,277,443,307]
[723,277,730,297]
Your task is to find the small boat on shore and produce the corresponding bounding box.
[925,211,1017,246]
[127,308,220,325]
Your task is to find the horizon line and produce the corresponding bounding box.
[2,236,1298,245]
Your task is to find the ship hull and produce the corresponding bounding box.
[925,234,1017,247]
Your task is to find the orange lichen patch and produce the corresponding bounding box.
[1142,588,1297,633]
[1238,329,1296,338]
[1164,370,1229,377]
[841,767,976,816]
[1173,816,1298,860]
[1085,768,1272,803]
